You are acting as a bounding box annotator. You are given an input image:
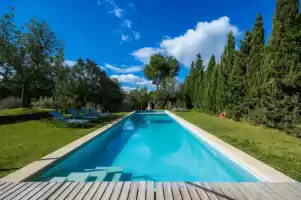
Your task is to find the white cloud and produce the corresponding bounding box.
[97,0,101,5]
[131,47,163,64]
[121,34,129,42]
[123,20,132,28]
[122,86,136,92]
[131,16,238,67]
[110,74,153,87]
[105,64,143,73]
[133,31,140,40]
[111,7,123,18]
[64,60,77,67]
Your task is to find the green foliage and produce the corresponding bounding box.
[0,9,124,111]
[181,0,301,135]
[129,87,151,109]
[144,54,180,89]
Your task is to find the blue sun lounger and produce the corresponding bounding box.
[68,108,100,121]
[49,111,89,128]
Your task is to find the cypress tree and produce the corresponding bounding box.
[228,31,252,120]
[204,55,216,112]
[217,31,236,112]
[194,53,204,108]
[262,0,300,129]
[187,61,196,108]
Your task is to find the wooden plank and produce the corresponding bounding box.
[129,182,139,200]
[65,182,86,200]
[177,182,191,200]
[199,183,220,200]
[184,183,200,200]
[241,183,273,200]
[119,182,131,200]
[146,181,154,200]
[83,182,102,200]
[3,182,34,200]
[46,182,72,200]
[170,182,182,200]
[232,183,257,200]
[74,182,93,200]
[53,182,78,200]
[155,182,164,200]
[0,182,21,196]
[261,183,300,200]
[19,182,49,199]
[191,182,210,200]
[0,182,26,200]
[249,183,281,200]
[91,182,110,200]
[99,182,116,200]
[225,183,249,200]
[12,182,42,200]
[163,182,173,200]
[207,183,232,200]
[0,182,12,191]
[213,183,236,200]
[280,183,301,199]
[30,182,57,200]
[138,181,146,200]
[110,181,124,200]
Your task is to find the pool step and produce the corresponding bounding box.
[50,177,67,182]
[111,172,122,181]
[67,172,91,182]
[90,171,108,181]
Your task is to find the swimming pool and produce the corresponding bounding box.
[35,111,259,182]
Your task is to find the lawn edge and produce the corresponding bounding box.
[167,110,296,182]
[0,112,135,182]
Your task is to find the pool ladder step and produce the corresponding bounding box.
[50,166,123,182]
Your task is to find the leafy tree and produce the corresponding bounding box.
[144,54,180,89]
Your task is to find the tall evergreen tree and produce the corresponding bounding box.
[246,14,265,111]
[261,0,301,129]
[203,55,216,112]
[194,53,204,108]
[228,31,252,120]
[216,31,236,112]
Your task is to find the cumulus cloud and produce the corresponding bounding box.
[105,64,143,73]
[122,86,136,92]
[132,16,239,67]
[110,74,153,87]
[131,47,163,64]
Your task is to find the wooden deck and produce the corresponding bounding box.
[0,181,300,200]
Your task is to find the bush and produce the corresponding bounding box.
[32,97,54,109]
[0,97,21,109]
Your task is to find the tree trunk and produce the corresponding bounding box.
[20,86,25,107]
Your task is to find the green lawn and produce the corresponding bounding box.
[0,108,53,116]
[175,111,301,181]
[0,113,128,178]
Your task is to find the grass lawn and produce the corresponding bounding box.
[175,111,301,181]
[0,108,53,116]
[0,112,128,178]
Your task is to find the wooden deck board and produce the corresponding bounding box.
[0,181,300,200]
[119,182,131,200]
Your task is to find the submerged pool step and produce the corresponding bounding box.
[49,177,67,182]
[67,172,91,182]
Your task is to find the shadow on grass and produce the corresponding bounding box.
[0,167,20,172]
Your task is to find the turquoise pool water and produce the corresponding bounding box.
[37,112,259,182]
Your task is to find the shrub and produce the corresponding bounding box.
[0,97,21,109]
[32,97,54,109]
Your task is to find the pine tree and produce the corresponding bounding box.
[217,32,236,112]
[228,31,252,120]
[261,0,300,129]
[186,61,196,108]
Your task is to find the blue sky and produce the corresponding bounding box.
[0,0,276,91]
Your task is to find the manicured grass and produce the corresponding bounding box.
[0,113,128,178]
[0,108,53,116]
[175,111,301,181]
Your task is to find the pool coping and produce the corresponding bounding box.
[0,112,136,182]
[166,110,296,182]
